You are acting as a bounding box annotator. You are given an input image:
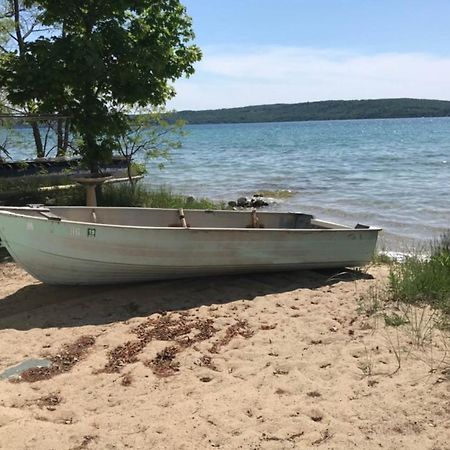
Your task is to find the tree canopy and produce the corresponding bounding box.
[0,0,201,171]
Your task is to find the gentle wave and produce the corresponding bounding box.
[146,117,450,250]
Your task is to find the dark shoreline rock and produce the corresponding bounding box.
[229,195,270,209]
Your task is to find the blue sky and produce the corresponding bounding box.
[168,1,450,110]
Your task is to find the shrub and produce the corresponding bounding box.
[0,179,224,210]
[388,232,450,317]
[98,184,225,210]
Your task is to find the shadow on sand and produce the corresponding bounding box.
[0,269,372,331]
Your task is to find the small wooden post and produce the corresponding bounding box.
[251,209,258,228]
[179,208,187,228]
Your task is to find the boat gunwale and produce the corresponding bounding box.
[0,210,382,233]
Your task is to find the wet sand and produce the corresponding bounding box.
[0,262,448,449]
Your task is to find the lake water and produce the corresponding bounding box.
[146,117,450,250]
[4,117,450,250]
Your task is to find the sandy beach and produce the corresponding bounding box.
[0,261,448,449]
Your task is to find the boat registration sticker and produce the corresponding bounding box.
[87,228,96,238]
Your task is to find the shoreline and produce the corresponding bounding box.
[0,262,448,449]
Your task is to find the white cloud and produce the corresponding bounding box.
[167,46,450,110]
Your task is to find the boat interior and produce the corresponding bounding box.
[0,206,361,230]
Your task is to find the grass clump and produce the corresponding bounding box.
[388,232,450,318]
[0,183,85,207]
[357,285,386,316]
[372,252,394,265]
[0,181,225,210]
[99,184,225,209]
[355,234,450,377]
[0,175,77,206]
[383,312,408,327]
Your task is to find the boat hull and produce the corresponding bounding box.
[0,210,379,285]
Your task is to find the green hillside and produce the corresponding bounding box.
[172,98,450,124]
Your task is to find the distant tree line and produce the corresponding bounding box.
[171,98,450,125]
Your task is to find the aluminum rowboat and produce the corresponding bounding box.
[0,206,381,285]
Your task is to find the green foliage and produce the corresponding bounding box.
[99,184,224,209]
[171,99,450,124]
[118,110,186,185]
[0,179,224,209]
[384,312,409,327]
[130,162,147,177]
[0,10,13,50]
[388,232,450,317]
[357,285,385,316]
[0,0,201,171]
[372,252,394,265]
[50,186,86,206]
[0,173,83,205]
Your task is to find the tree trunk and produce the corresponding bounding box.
[127,159,136,190]
[86,134,99,175]
[56,118,63,156]
[14,0,44,159]
[13,0,24,54]
[31,121,44,158]
[62,118,70,154]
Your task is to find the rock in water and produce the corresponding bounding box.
[237,197,249,207]
[251,198,269,208]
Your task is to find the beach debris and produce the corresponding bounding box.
[209,319,254,353]
[319,363,331,369]
[133,315,218,347]
[102,340,145,373]
[36,393,62,410]
[260,323,277,330]
[287,431,305,442]
[72,435,98,450]
[273,368,289,376]
[146,346,180,377]
[195,355,217,371]
[101,315,193,374]
[261,433,284,442]
[199,376,212,383]
[192,319,217,342]
[101,314,254,376]
[275,388,288,395]
[310,411,323,422]
[121,373,133,386]
[307,391,322,398]
[13,335,95,382]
